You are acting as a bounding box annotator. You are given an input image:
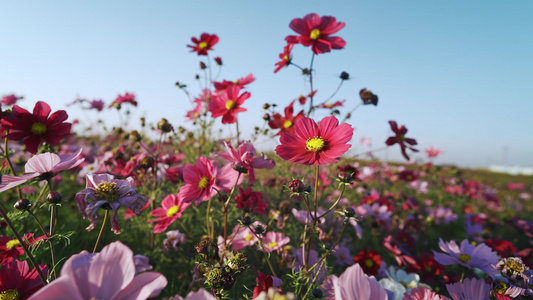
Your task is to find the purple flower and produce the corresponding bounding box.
[333,246,353,266]
[29,241,167,300]
[75,174,149,234]
[446,277,490,300]
[164,230,186,254]
[0,149,84,193]
[433,238,500,274]
[426,206,458,225]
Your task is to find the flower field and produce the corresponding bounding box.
[1,12,532,300]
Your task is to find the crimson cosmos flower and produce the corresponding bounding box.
[0,260,48,300]
[214,73,255,92]
[148,194,191,234]
[268,100,304,135]
[209,86,250,124]
[285,13,346,55]
[0,101,72,154]
[385,120,419,161]
[275,116,353,165]
[187,33,219,56]
[274,43,293,73]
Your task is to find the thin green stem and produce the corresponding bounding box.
[93,209,109,253]
[341,102,363,123]
[318,183,347,219]
[28,209,57,279]
[308,221,348,273]
[206,198,213,238]
[251,230,277,278]
[306,53,316,116]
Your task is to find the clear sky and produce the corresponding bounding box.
[1,1,532,169]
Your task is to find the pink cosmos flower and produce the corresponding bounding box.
[0,260,48,300]
[274,44,293,73]
[166,288,216,300]
[0,149,84,193]
[385,121,419,161]
[214,73,255,92]
[424,147,443,158]
[88,99,105,111]
[262,232,290,253]
[188,33,219,56]
[29,241,167,300]
[109,92,137,109]
[445,277,490,300]
[286,13,346,55]
[360,137,372,146]
[0,101,72,153]
[229,225,258,251]
[148,194,191,233]
[217,141,275,184]
[163,230,186,254]
[433,238,500,274]
[178,156,240,205]
[0,94,23,106]
[275,116,353,165]
[325,263,388,300]
[75,174,149,234]
[403,286,449,300]
[209,86,250,124]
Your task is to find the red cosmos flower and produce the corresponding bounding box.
[235,187,268,215]
[0,233,46,265]
[214,73,255,92]
[268,100,304,135]
[383,235,416,266]
[252,270,283,299]
[187,33,219,56]
[352,249,382,276]
[0,94,23,106]
[274,44,293,73]
[0,260,48,300]
[0,101,72,154]
[285,13,346,55]
[109,92,137,109]
[148,194,191,233]
[385,121,419,161]
[275,116,353,165]
[209,86,250,124]
[408,253,444,285]
[315,99,346,109]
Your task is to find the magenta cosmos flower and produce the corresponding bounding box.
[0,260,48,300]
[209,86,250,124]
[274,43,293,73]
[0,101,72,153]
[275,116,353,165]
[0,149,84,193]
[178,156,240,205]
[214,73,255,92]
[75,174,149,234]
[433,238,500,274]
[187,33,219,56]
[217,141,275,184]
[29,241,167,300]
[385,120,419,161]
[262,232,290,253]
[148,194,191,233]
[109,92,137,109]
[0,94,23,106]
[285,13,346,55]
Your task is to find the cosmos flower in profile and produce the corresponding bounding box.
[275,116,353,165]
[274,43,293,73]
[285,13,346,55]
[109,92,137,109]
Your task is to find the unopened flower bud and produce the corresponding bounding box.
[14,198,31,210]
[312,288,324,298]
[214,57,222,66]
[140,117,146,127]
[47,192,62,204]
[263,113,271,121]
[241,216,253,226]
[288,179,304,193]
[139,157,155,170]
[199,61,207,69]
[254,224,265,235]
[280,201,291,214]
[157,118,173,133]
[263,103,270,110]
[344,207,356,218]
[340,71,349,80]
[130,130,142,142]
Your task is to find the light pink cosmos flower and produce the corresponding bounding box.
[433,238,500,274]
[164,230,186,254]
[325,263,388,300]
[403,286,449,300]
[178,156,240,206]
[29,241,167,300]
[217,141,275,184]
[445,277,490,300]
[0,149,84,193]
[229,225,258,251]
[75,174,149,234]
[166,288,216,300]
[426,206,458,225]
[262,232,290,253]
[425,147,443,158]
[148,194,191,233]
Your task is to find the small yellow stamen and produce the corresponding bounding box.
[245,234,253,242]
[458,253,471,263]
[283,55,288,60]
[364,258,374,268]
[198,41,208,49]
[306,137,325,152]
[268,242,278,248]
[0,289,21,300]
[339,254,346,259]
[283,120,293,129]
[494,282,509,295]
[5,240,21,249]
[96,182,119,200]
[225,100,235,110]
[505,259,524,272]
[30,122,47,135]
[310,29,321,40]
[198,176,209,189]
[166,205,179,217]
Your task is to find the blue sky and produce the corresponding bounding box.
[1,1,532,168]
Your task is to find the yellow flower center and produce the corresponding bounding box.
[494,282,509,295]
[166,205,179,217]
[198,41,208,49]
[306,137,325,152]
[0,289,20,300]
[339,254,346,259]
[310,29,321,40]
[283,120,293,129]
[245,234,253,242]
[95,182,119,200]
[283,55,288,60]
[505,259,524,273]
[225,100,235,110]
[30,122,47,135]
[198,176,209,189]
[268,242,278,248]
[458,253,471,263]
[364,258,374,268]
[5,240,21,249]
